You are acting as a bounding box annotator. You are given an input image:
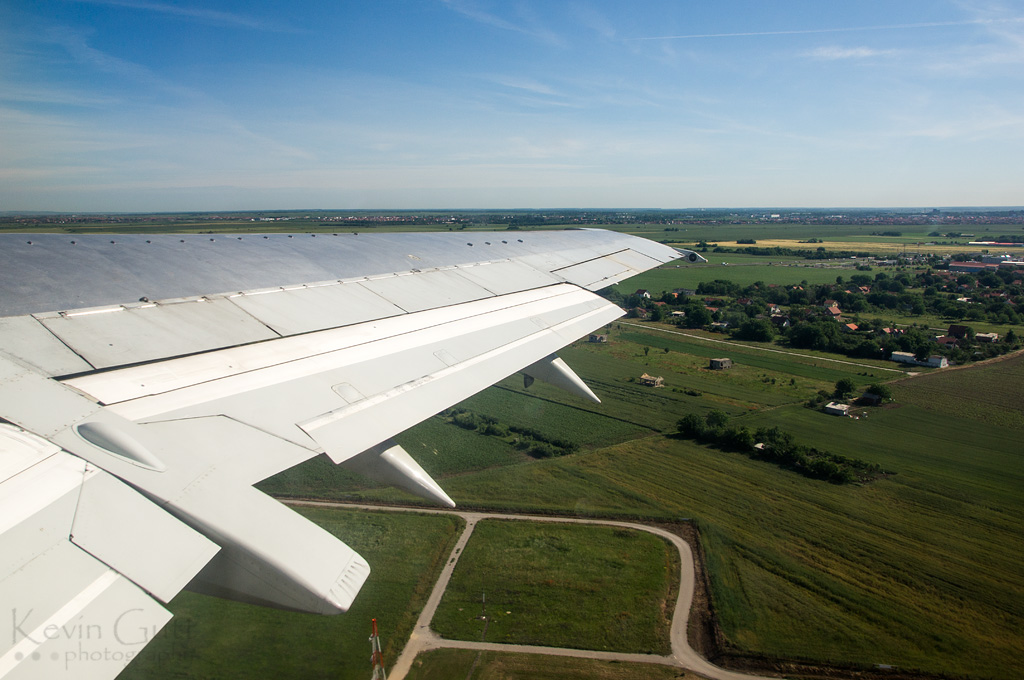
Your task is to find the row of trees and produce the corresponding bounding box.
[443,408,579,459]
[676,411,885,484]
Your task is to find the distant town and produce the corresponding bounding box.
[2,207,1024,230]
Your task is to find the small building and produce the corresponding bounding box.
[893,352,948,368]
[948,324,971,339]
[976,332,999,343]
[709,358,733,370]
[948,261,996,273]
[635,289,651,299]
[858,392,883,406]
[588,334,608,343]
[824,402,851,417]
[770,314,790,328]
[825,306,842,318]
[842,323,859,333]
[639,373,664,387]
[935,335,958,348]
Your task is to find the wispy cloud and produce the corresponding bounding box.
[634,17,1024,41]
[66,0,297,32]
[803,46,898,60]
[45,25,202,101]
[440,0,564,46]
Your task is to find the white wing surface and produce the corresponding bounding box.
[0,229,700,678]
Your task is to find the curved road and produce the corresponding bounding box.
[288,501,776,680]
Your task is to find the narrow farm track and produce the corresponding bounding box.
[286,501,777,680]
[620,321,908,374]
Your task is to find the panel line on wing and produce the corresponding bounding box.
[64,284,582,406]
[101,286,605,424]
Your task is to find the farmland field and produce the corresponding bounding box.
[613,259,890,293]
[406,649,700,680]
[431,519,678,654]
[430,342,1024,679]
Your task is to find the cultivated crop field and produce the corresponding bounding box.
[614,259,887,292]
[428,336,1024,679]
[406,649,701,680]
[432,519,678,654]
[891,352,1024,430]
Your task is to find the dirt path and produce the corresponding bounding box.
[288,501,776,680]
[620,321,908,374]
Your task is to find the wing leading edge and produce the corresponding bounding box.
[0,229,699,678]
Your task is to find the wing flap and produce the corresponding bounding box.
[300,290,622,463]
[67,285,619,468]
[70,467,220,604]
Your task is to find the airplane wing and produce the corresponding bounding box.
[0,229,701,678]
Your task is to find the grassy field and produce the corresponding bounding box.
[612,259,889,293]
[433,351,1024,679]
[715,237,972,256]
[120,507,462,680]
[431,519,678,654]
[891,355,1024,430]
[406,649,698,680]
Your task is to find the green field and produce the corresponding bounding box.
[120,507,462,680]
[432,519,678,654]
[406,649,697,680]
[434,352,1024,679]
[612,259,884,293]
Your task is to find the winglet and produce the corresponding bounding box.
[522,354,600,404]
[341,440,455,508]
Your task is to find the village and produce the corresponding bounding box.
[603,252,1022,376]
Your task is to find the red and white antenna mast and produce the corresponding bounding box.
[370,618,387,680]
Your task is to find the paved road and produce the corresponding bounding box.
[288,501,776,680]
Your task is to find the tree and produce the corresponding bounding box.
[676,414,706,438]
[684,305,712,328]
[865,383,893,400]
[705,410,730,429]
[833,378,856,399]
[735,318,775,342]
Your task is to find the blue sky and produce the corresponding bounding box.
[2,0,1023,211]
